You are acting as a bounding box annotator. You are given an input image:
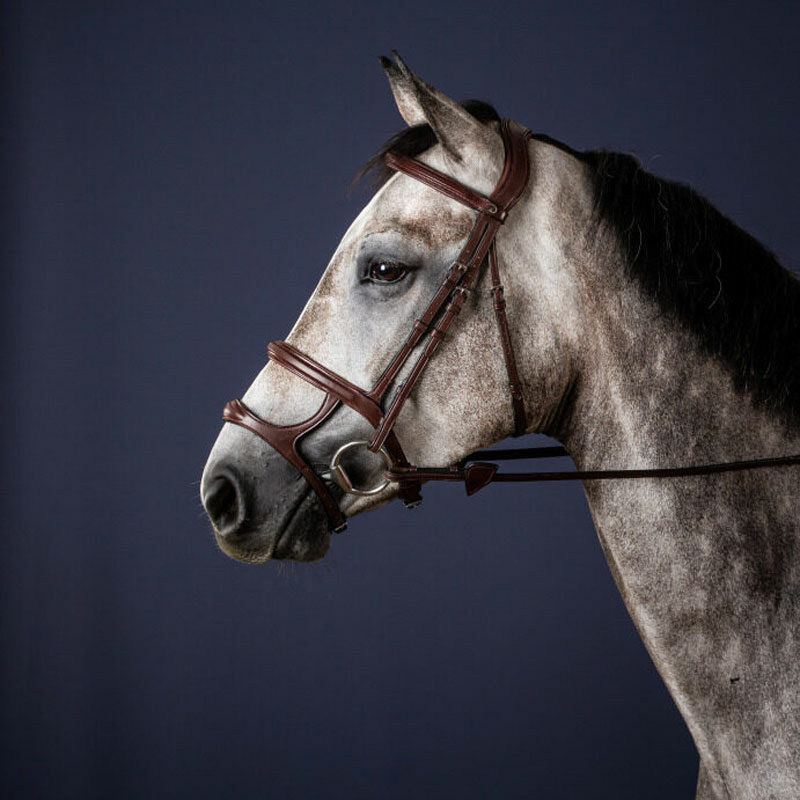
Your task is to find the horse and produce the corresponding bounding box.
[201,54,800,799]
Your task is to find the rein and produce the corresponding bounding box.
[222,118,800,530]
[387,446,800,496]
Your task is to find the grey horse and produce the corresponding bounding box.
[202,55,800,798]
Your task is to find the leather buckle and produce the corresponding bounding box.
[447,261,468,279]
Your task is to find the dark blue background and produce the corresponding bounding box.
[2,2,797,798]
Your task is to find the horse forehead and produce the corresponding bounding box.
[345,177,476,250]
[363,208,474,248]
[287,179,473,331]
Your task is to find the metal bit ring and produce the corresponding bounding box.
[324,440,392,496]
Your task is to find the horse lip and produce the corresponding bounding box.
[270,485,317,559]
[212,482,314,563]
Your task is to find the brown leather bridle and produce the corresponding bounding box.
[222,119,531,531]
[222,118,800,533]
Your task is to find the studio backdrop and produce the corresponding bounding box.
[2,2,798,798]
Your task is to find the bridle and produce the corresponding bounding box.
[222,119,531,531]
[222,118,800,533]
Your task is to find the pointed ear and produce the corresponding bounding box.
[379,51,498,163]
[379,54,427,126]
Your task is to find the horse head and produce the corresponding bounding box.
[201,54,589,562]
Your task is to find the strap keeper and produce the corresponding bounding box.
[447,261,468,279]
[492,287,506,310]
[483,203,507,223]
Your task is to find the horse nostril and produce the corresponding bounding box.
[204,472,245,537]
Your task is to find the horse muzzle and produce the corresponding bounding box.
[201,427,333,562]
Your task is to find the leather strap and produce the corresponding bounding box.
[489,120,532,212]
[267,341,421,497]
[385,151,507,221]
[223,397,349,532]
[387,451,800,495]
[489,242,527,436]
[269,341,383,426]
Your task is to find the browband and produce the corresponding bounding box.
[384,151,507,220]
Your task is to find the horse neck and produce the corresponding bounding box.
[562,271,797,473]
[554,255,800,790]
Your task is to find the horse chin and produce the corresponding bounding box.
[214,489,333,564]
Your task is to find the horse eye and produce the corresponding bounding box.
[368,260,408,284]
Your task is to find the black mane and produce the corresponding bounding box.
[585,149,800,427]
[358,103,800,427]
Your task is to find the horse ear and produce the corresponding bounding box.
[379,51,496,163]
[379,54,427,126]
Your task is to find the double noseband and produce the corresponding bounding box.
[222,119,800,532]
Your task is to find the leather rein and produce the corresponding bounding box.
[222,119,800,532]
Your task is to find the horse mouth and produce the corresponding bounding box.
[215,484,333,564]
[271,487,332,561]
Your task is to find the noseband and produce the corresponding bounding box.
[222,119,800,532]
